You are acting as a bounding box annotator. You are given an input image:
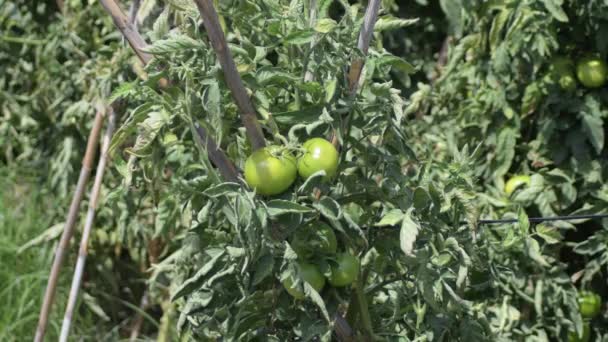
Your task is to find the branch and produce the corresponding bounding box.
[59,108,116,342]
[98,0,239,182]
[35,108,106,342]
[192,0,266,150]
[99,0,152,65]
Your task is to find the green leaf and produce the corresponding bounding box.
[517,207,530,235]
[375,55,416,74]
[374,16,419,32]
[375,209,404,226]
[541,0,568,22]
[324,78,337,102]
[313,196,341,221]
[493,128,517,177]
[202,182,241,198]
[283,29,315,45]
[413,187,431,210]
[314,18,337,33]
[489,9,510,52]
[304,283,330,322]
[265,200,313,216]
[581,114,604,154]
[143,34,200,54]
[171,249,225,300]
[273,106,324,125]
[400,211,420,255]
[535,224,562,244]
[526,237,549,267]
[252,254,274,285]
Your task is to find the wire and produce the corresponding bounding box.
[371,213,608,230]
[475,213,608,225]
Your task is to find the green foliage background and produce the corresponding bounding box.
[1,0,608,340]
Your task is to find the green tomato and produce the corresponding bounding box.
[551,57,577,91]
[568,322,590,342]
[297,138,339,181]
[291,222,337,258]
[505,175,531,196]
[328,253,359,287]
[282,263,325,299]
[576,56,608,88]
[244,146,297,196]
[578,291,602,319]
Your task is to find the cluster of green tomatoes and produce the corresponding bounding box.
[243,138,360,297]
[568,291,602,342]
[283,223,360,299]
[551,55,608,90]
[244,137,339,196]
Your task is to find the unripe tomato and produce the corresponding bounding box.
[291,222,337,258]
[550,57,577,91]
[578,291,602,319]
[576,56,608,88]
[244,146,297,196]
[297,138,339,181]
[568,322,590,342]
[505,175,531,196]
[328,253,359,287]
[282,263,325,299]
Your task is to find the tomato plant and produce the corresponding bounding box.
[297,138,339,181]
[244,146,297,196]
[9,0,608,340]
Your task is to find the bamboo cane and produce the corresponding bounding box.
[35,108,105,342]
[192,0,267,151]
[58,109,116,342]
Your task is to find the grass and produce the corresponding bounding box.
[0,167,101,341]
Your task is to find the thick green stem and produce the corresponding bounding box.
[355,271,374,340]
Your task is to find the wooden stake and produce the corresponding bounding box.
[35,108,105,342]
[59,109,116,342]
[347,0,381,93]
[192,0,267,150]
[332,0,381,148]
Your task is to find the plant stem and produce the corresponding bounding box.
[355,275,374,339]
[0,35,45,45]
